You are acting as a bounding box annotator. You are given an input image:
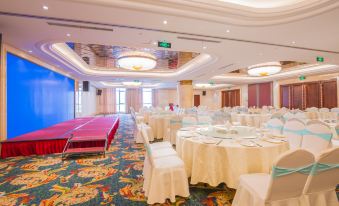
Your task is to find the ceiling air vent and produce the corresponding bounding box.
[177,36,221,43]
[47,22,113,32]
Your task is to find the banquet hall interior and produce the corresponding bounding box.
[0,0,339,205]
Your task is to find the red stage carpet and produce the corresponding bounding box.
[1,116,119,158]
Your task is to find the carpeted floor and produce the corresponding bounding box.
[0,114,236,205]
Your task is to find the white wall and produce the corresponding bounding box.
[156,89,178,107]
[78,85,97,117]
[193,89,221,109]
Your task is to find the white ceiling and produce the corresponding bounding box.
[0,0,338,88]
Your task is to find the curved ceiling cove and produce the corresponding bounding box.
[42,42,217,81]
[72,0,339,25]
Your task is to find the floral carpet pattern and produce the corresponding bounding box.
[0,114,236,206]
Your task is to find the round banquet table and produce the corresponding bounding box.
[231,113,271,128]
[176,127,289,189]
[148,115,168,139]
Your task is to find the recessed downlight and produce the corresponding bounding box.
[66,33,71,37]
[28,50,33,53]
[203,46,207,50]
[163,20,168,25]
[226,29,230,33]
[42,5,49,10]
[292,41,296,44]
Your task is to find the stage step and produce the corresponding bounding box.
[63,147,105,154]
[69,136,106,142]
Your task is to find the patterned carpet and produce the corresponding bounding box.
[0,114,235,206]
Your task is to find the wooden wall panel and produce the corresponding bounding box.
[248,84,257,107]
[305,82,320,108]
[280,85,290,109]
[259,82,272,107]
[221,89,240,107]
[292,84,303,110]
[280,80,337,110]
[322,80,337,108]
[234,89,240,107]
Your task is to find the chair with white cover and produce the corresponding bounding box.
[301,147,339,206]
[233,149,315,206]
[319,108,330,112]
[141,125,177,190]
[283,112,295,121]
[142,139,189,204]
[182,116,197,127]
[283,118,306,149]
[166,116,182,145]
[294,112,307,121]
[266,118,285,136]
[197,115,212,125]
[301,120,333,156]
[330,107,339,113]
[140,123,172,151]
[306,107,318,112]
[135,123,155,143]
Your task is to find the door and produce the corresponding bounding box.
[280,85,290,109]
[194,95,200,107]
[322,80,337,108]
[305,82,320,108]
[292,84,303,110]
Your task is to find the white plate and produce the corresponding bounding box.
[241,136,257,139]
[240,141,257,147]
[180,127,196,131]
[202,139,218,144]
[263,138,284,144]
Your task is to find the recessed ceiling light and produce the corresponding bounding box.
[292,41,296,44]
[203,46,207,50]
[43,5,49,10]
[152,41,157,45]
[28,50,33,53]
[66,33,71,37]
[163,20,168,25]
[226,29,230,33]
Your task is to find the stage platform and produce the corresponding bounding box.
[1,116,119,158]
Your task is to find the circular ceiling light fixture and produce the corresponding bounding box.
[122,81,142,86]
[247,61,282,76]
[117,51,157,71]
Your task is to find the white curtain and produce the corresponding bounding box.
[97,88,116,114]
[126,88,143,113]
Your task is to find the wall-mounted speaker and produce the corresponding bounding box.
[83,81,89,92]
[202,91,206,96]
[97,89,102,96]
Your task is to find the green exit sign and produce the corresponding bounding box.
[316,56,324,62]
[299,75,306,81]
[158,41,171,48]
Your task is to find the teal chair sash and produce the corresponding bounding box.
[283,128,305,136]
[272,164,314,179]
[170,120,182,124]
[335,128,339,135]
[267,124,283,131]
[182,121,196,127]
[303,129,332,141]
[198,122,211,125]
[144,144,152,157]
[311,163,339,175]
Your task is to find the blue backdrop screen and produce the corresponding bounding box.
[7,52,75,139]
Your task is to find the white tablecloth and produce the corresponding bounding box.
[231,113,272,128]
[148,115,172,139]
[176,128,289,189]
